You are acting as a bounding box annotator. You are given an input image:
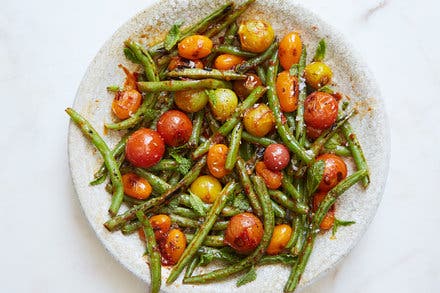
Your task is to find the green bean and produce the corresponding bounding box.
[188,109,204,148]
[168,171,181,186]
[145,159,178,172]
[239,141,253,161]
[177,194,243,217]
[183,175,274,284]
[197,246,241,264]
[138,79,231,93]
[121,220,141,235]
[291,214,307,256]
[325,145,351,157]
[136,211,161,293]
[236,41,278,73]
[133,168,171,194]
[185,256,201,278]
[221,205,245,217]
[256,66,267,85]
[214,45,257,58]
[167,181,237,284]
[148,2,234,54]
[285,112,296,133]
[241,131,276,147]
[294,47,307,145]
[167,68,247,80]
[206,110,220,133]
[104,156,207,231]
[235,158,263,218]
[204,0,255,38]
[224,22,239,45]
[123,195,146,206]
[259,254,296,266]
[271,199,287,219]
[225,123,242,171]
[185,234,226,247]
[341,122,370,187]
[266,50,313,165]
[310,109,356,157]
[192,86,266,159]
[170,214,228,231]
[125,41,158,81]
[66,108,124,216]
[285,216,301,250]
[284,169,368,292]
[281,175,303,203]
[90,134,129,185]
[268,190,308,215]
[161,207,199,219]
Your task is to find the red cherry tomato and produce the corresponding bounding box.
[263,144,290,171]
[304,92,338,130]
[224,212,264,254]
[157,110,193,147]
[316,154,348,192]
[125,128,165,168]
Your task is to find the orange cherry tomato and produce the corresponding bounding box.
[207,144,230,178]
[233,73,263,100]
[214,54,245,70]
[224,212,264,254]
[112,89,142,120]
[316,154,348,192]
[150,214,171,242]
[279,32,303,70]
[178,35,213,60]
[276,70,299,112]
[255,161,283,190]
[243,103,275,137]
[304,92,338,130]
[162,229,187,265]
[122,173,152,200]
[313,191,335,230]
[125,128,165,168]
[266,224,292,255]
[167,56,204,71]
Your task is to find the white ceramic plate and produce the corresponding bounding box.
[68,0,390,292]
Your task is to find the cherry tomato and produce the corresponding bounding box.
[266,224,292,255]
[224,212,264,254]
[255,161,283,190]
[157,110,193,147]
[162,229,187,265]
[313,191,335,230]
[168,56,204,71]
[207,144,230,178]
[208,88,238,121]
[125,128,165,168]
[263,144,290,171]
[238,20,275,53]
[279,32,303,70]
[178,35,213,60]
[149,214,171,242]
[304,92,338,129]
[174,90,209,113]
[214,54,245,70]
[190,175,222,203]
[243,103,275,137]
[304,61,333,89]
[112,89,142,120]
[122,173,152,200]
[233,73,263,100]
[276,70,299,112]
[316,153,347,192]
[306,125,324,140]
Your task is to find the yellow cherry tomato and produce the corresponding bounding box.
[238,20,275,53]
[190,175,222,203]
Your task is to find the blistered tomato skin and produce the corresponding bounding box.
[207,144,230,178]
[255,161,283,190]
[125,128,165,168]
[112,89,142,120]
[178,35,213,60]
[162,229,187,265]
[214,54,245,70]
[243,103,275,137]
[190,175,222,203]
[276,71,299,112]
[149,214,171,242]
[279,32,303,70]
[313,191,335,230]
[238,20,275,53]
[316,154,348,192]
[174,90,209,113]
[304,61,333,89]
[263,144,290,171]
[233,74,263,100]
[209,88,238,121]
[157,110,193,147]
[224,212,264,254]
[266,224,293,255]
[304,92,338,130]
[122,173,152,200]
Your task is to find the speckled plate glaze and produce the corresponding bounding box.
[68,0,390,291]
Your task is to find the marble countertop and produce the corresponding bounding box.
[1,0,439,292]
